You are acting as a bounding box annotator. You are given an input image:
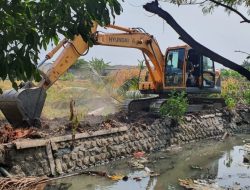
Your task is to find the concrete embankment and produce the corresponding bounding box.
[0,108,249,177]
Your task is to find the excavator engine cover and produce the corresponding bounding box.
[0,86,46,128]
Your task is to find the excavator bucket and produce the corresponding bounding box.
[0,85,46,128]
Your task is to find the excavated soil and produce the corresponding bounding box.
[1,104,248,144]
[0,111,158,144]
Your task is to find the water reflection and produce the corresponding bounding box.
[216,146,250,189]
[48,135,250,190]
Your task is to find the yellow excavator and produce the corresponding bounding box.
[0,23,223,127]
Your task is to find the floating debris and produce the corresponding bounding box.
[108,174,126,181]
[243,143,250,163]
[179,179,223,190]
[133,151,145,159]
[190,165,203,170]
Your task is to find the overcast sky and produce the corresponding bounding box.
[44,0,250,69]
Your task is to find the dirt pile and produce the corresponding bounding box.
[0,124,45,144]
[0,106,249,144]
[0,111,143,143]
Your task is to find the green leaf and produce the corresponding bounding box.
[12,82,18,91]
[53,36,59,45]
[0,0,122,86]
[25,6,31,19]
[34,69,42,81]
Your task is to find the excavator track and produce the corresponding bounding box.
[121,96,226,115]
[187,97,226,112]
[120,97,159,113]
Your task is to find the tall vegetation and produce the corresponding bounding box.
[160,91,188,121]
[71,59,89,69]
[89,58,110,75]
[0,0,122,90]
[220,58,250,108]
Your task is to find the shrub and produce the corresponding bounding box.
[160,91,188,122]
[89,58,110,75]
[225,97,236,110]
[244,89,250,105]
[221,78,240,109]
[60,72,75,81]
[221,69,241,79]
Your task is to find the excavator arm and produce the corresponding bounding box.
[43,24,165,90]
[41,23,98,89]
[0,23,165,127]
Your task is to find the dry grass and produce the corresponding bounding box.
[0,79,118,121]
[43,79,118,119]
[0,81,12,119]
[0,68,148,121]
[0,176,47,190]
[107,68,146,88]
[0,81,12,90]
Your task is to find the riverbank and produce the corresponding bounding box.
[52,134,250,190]
[0,107,249,178]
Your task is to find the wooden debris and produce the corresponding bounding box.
[14,126,128,149]
[0,125,41,143]
[0,176,48,190]
[0,167,12,177]
[46,141,56,176]
[221,132,229,140]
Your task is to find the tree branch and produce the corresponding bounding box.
[174,0,208,6]
[143,1,250,81]
[235,50,250,56]
[209,0,250,23]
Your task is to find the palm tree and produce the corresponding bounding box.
[137,59,145,82]
[89,58,110,76]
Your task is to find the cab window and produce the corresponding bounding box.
[202,56,215,88]
[203,56,214,72]
[165,48,185,86]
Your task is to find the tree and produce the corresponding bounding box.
[71,59,89,69]
[89,58,110,75]
[143,1,250,81]
[161,0,250,24]
[0,0,122,90]
[242,60,250,71]
[137,59,145,81]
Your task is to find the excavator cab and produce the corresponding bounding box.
[164,46,220,94]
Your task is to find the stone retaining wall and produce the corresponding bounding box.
[0,108,249,177]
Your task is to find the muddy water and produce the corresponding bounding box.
[48,135,250,190]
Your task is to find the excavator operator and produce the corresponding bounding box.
[186,50,201,87]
